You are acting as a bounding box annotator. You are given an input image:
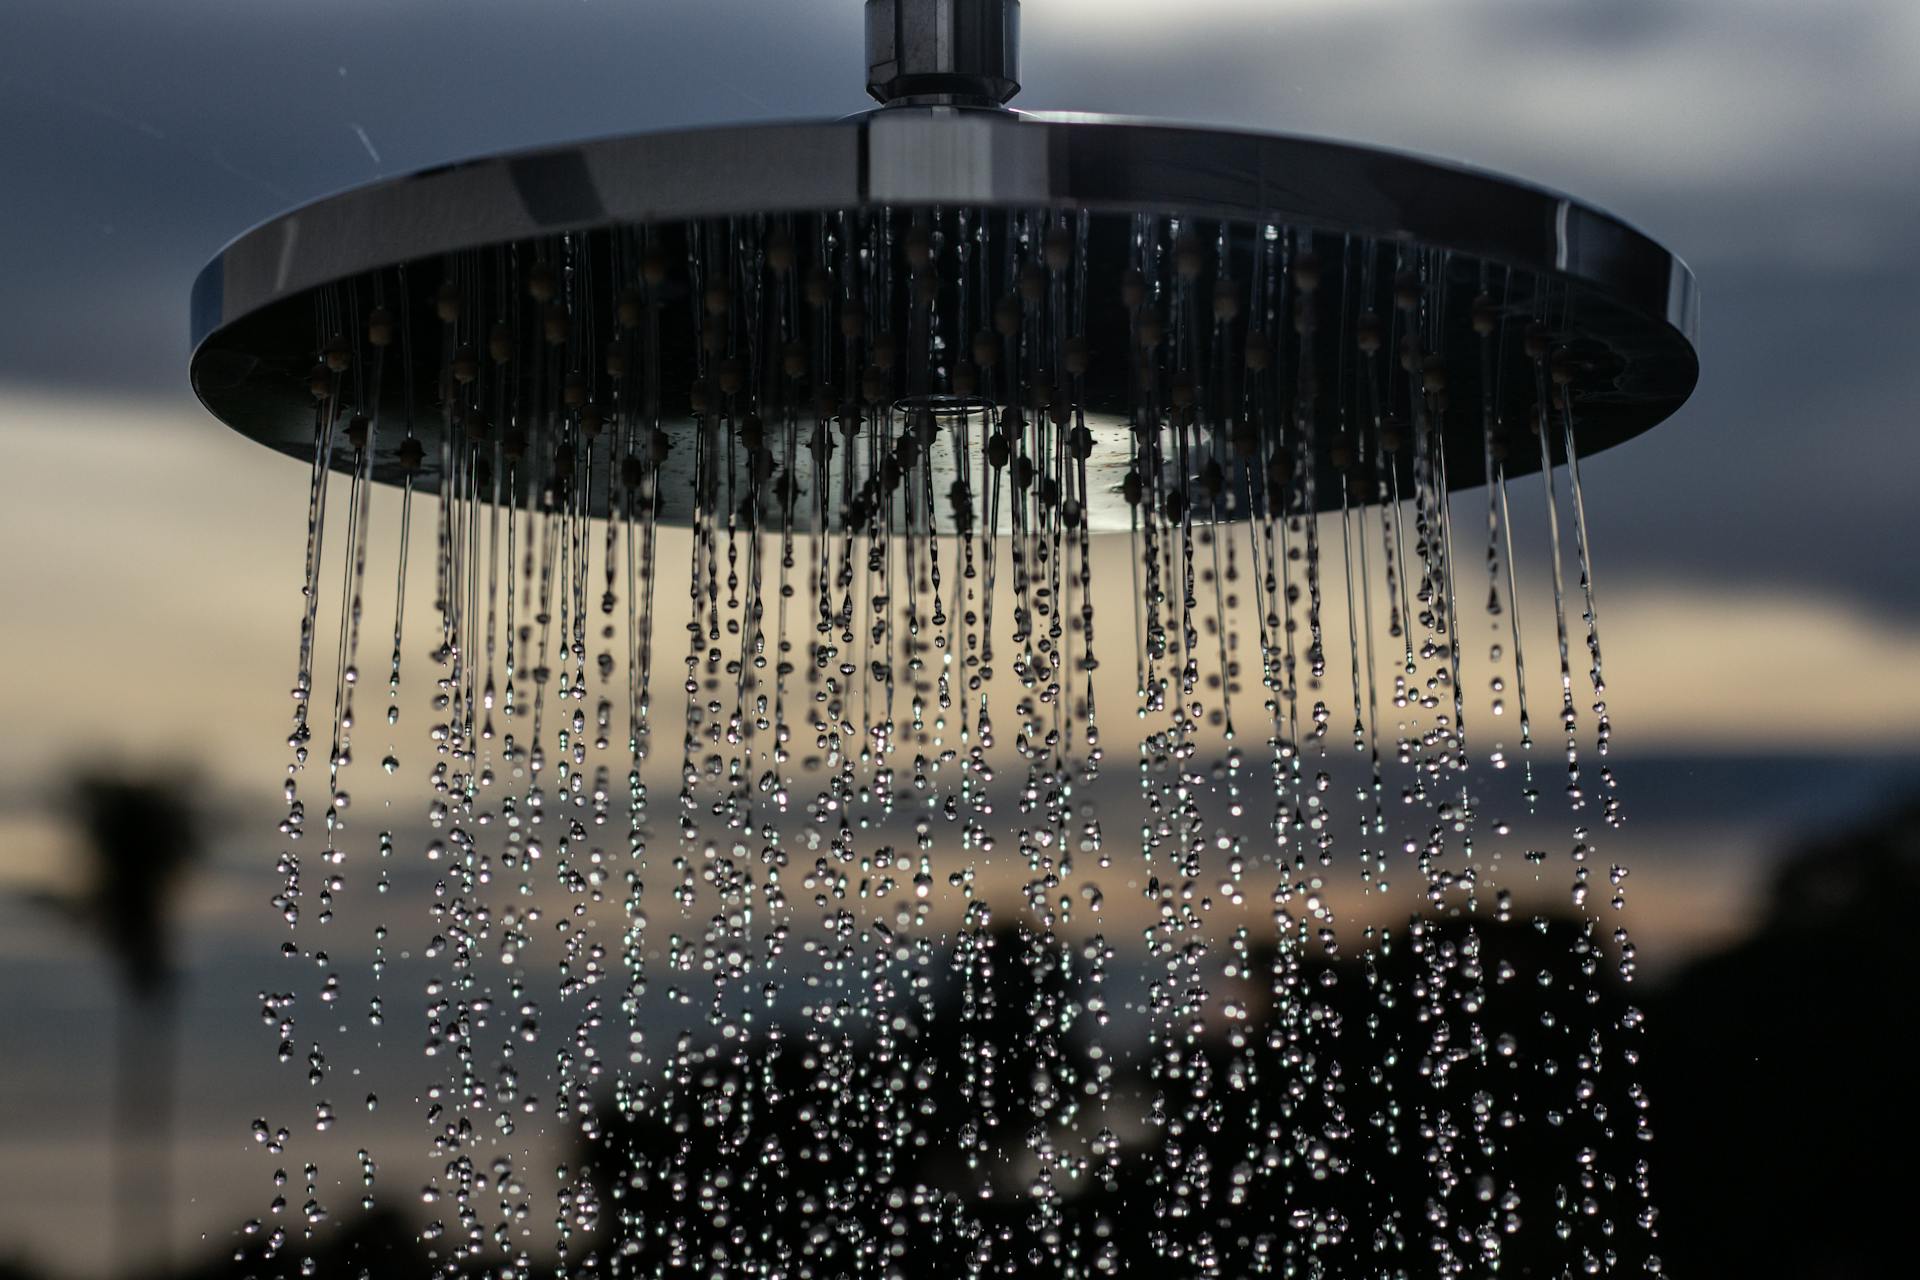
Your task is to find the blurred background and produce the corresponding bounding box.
[2,1,1917,1276]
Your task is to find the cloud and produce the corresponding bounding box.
[1029,0,1920,173]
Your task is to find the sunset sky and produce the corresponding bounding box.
[3,1,1918,1274]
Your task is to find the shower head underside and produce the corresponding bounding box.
[189,3,1697,534]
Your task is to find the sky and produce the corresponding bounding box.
[2,1,1918,1275]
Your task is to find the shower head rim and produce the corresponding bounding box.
[189,105,1700,530]
[190,106,1698,363]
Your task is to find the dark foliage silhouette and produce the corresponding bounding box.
[1644,798,1920,1279]
[165,1210,429,1280]
[573,914,1650,1277]
[32,793,1915,1280]
[43,772,204,1278]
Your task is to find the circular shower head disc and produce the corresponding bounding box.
[191,42,1695,534]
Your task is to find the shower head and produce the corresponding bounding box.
[212,12,1701,1267]
[189,0,1697,532]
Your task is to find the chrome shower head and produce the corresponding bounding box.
[200,9,1703,1272]
[189,0,1696,533]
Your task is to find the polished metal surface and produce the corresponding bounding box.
[192,109,1698,352]
[190,108,1699,532]
[866,0,1021,107]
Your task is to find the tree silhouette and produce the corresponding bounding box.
[571,914,1651,1277]
[1645,796,1920,1279]
[54,772,204,1278]
[10,791,1910,1280]
[167,1208,429,1280]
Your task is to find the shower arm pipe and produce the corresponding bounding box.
[866,0,1021,109]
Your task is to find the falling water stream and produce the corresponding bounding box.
[248,209,1658,1279]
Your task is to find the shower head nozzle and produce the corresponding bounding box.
[866,0,1021,108]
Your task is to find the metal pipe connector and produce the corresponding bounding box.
[866,0,1020,108]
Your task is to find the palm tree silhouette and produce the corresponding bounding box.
[57,772,203,1279]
